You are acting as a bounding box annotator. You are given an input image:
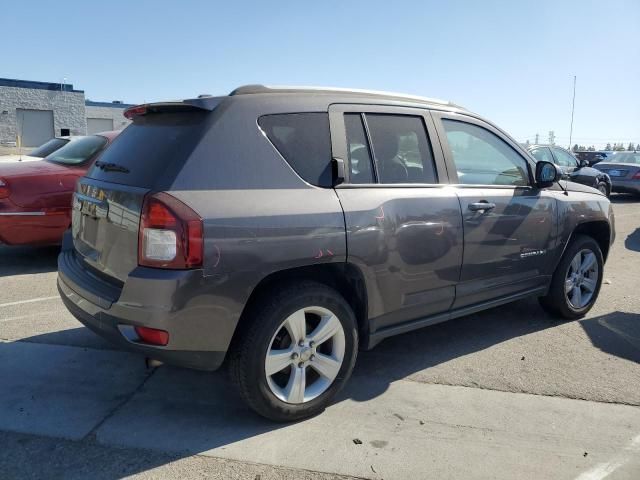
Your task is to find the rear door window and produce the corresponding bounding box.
[365,114,437,184]
[259,113,332,187]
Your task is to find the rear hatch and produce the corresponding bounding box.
[71,102,217,283]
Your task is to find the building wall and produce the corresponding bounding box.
[85,104,131,131]
[0,86,86,144]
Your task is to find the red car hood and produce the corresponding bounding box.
[0,160,86,209]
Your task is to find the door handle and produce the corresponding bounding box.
[468,202,496,212]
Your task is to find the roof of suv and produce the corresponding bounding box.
[227,84,463,109]
[130,85,467,114]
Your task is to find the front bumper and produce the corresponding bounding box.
[57,243,235,371]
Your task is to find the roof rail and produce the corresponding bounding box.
[228,84,456,107]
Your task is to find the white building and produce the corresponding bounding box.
[0,78,134,147]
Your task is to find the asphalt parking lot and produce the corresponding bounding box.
[1,196,639,480]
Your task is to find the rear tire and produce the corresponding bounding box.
[229,281,358,422]
[539,234,603,320]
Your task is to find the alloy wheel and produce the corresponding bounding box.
[565,249,599,309]
[265,306,345,404]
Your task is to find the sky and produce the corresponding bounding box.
[4,0,639,148]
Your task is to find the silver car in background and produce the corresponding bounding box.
[594,151,640,196]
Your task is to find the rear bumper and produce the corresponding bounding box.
[610,180,640,195]
[57,238,236,371]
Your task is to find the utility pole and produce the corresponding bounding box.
[549,131,555,145]
[569,75,576,149]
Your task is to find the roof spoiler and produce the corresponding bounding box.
[124,96,224,119]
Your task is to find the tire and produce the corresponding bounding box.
[539,234,603,320]
[596,182,609,197]
[229,281,358,422]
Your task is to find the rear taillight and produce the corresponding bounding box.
[0,179,9,199]
[633,171,640,180]
[135,326,169,346]
[138,192,203,269]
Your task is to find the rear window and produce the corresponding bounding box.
[29,138,69,158]
[258,113,332,187]
[86,111,209,188]
[45,136,107,165]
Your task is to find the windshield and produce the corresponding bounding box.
[45,135,107,165]
[28,138,69,158]
[608,152,640,164]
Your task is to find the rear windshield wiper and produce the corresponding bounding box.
[95,161,130,173]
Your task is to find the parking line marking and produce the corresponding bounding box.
[0,296,59,308]
[574,434,640,480]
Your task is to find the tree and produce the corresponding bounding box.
[614,143,626,151]
[572,144,579,152]
[605,143,612,151]
[628,142,635,151]
[588,145,595,151]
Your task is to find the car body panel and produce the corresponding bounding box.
[56,89,615,370]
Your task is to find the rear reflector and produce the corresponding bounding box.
[0,179,9,199]
[135,326,169,346]
[632,171,640,180]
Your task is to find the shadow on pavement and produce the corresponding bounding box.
[0,245,59,277]
[625,228,640,252]
[581,311,640,363]
[610,193,640,204]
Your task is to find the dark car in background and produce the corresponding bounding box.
[574,150,612,166]
[594,151,640,197]
[58,86,615,421]
[528,144,612,196]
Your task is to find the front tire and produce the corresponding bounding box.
[229,282,358,421]
[596,182,609,197]
[539,234,603,319]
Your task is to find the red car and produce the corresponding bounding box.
[0,131,119,245]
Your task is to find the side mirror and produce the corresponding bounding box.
[578,158,589,168]
[535,161,559,188]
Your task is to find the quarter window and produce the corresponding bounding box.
[442,120,529,186]
[259,113,333,187]
[365,114,437,184]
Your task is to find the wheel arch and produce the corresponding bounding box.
[229,262,370,354]
[568,220,612,262]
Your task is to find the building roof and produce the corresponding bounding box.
[0,77,83,93]
[85,100,135,109]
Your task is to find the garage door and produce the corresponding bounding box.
[16,109,54,147]
[87,118,114,134]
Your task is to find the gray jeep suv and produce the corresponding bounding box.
[58,85,615,421]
